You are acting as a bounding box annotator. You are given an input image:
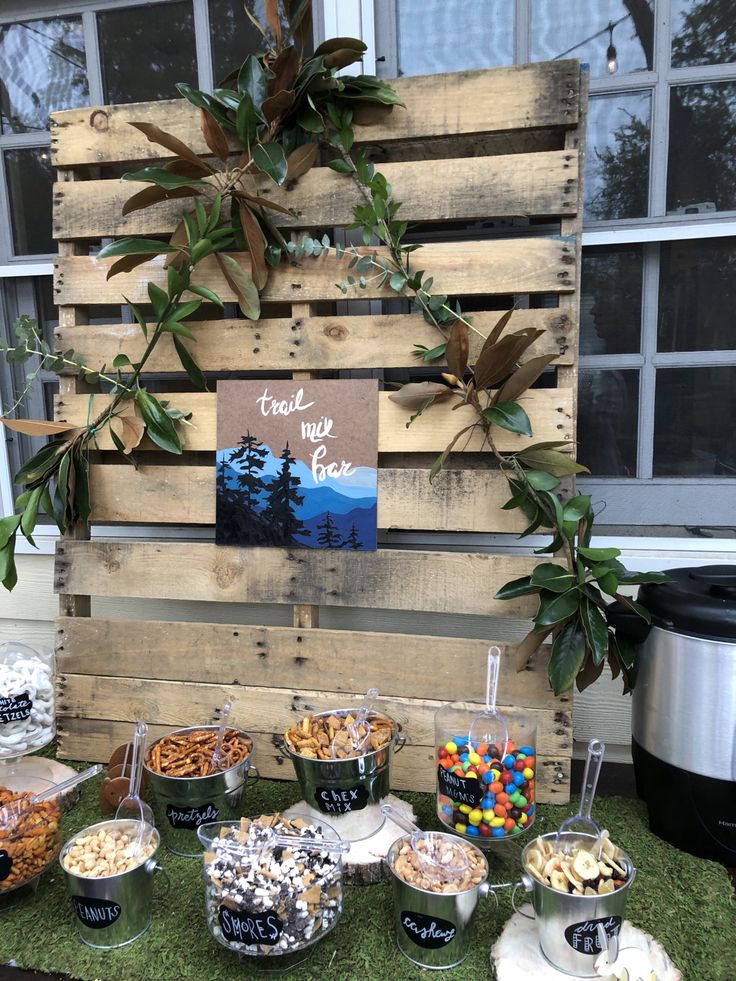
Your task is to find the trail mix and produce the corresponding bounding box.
[62,824,156,878]
[524,831,630,895]
[0,787,60,892]
[284,712,394,760]
[145,727,251,777]
[203,814,342,956]
[391,834,487,894]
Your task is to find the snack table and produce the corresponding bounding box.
[0,768,733,981]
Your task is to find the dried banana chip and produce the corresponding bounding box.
[550,870,569,893]
[584,886,598,897]
[562,862,582,889]
[598,878,615,895]
[573,850,599,881]
[598,861,613,877]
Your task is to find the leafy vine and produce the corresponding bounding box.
[0,0,665,694]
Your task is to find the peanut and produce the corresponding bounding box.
[62,825,155,878]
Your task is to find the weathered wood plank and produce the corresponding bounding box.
[54,238,576,306]
[54,307,575,371]
[53,151,578,240]
[56,717,571,801]
[50,62,580,166]
[56,674,570,755]
[56,617,563,708]
[86,465,535,532]
[56,389,574,453]
[54,540,558,616]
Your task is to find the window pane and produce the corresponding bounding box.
[658,238,736,351]
[209,0,268,85]
[397,0,513,76]
[98,1,196,104]
[585,93,651,221]
[671,0,736,68]
[578,369,639,476]
[654,367,736,475]
[4,147,54,255]
[0,17,88,135]
[532,1,652,76]
[667,82,736,214]
[581,246,643,354]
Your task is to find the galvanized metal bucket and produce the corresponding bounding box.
[60,819,166,949]
[281,711,404,841]
[143,725,258,856]
[513,831,636,977]
[386,833,493,970]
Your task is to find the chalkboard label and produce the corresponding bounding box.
[0,691,32,725]
[437,767,483,808]
[564,915,622,954]
[165,802,219,829]
[219,906,283,946]
[72,896,122,929]
[401,911,457,949]
[314,785,369,814]
[0,849,12,881]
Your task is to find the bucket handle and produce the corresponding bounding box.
[478,882,500,908]
[393,722,406,755]
[510,874,535,920]
[246,763,260,787]
[147,860,171,900]
[276,736,291,761]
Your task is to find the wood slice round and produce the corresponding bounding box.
[491,908,682,980]
[286,794,416,886]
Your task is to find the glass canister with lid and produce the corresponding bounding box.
[0,643,55,759]
[435,650,538,844]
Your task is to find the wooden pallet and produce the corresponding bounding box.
[51,60,586,802]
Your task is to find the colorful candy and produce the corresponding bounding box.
[436,739,536,840]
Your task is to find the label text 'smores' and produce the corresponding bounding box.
[218,906,283,945]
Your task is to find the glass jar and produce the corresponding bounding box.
[0,642,55,759]
[198,812,344,962]
[435,702,537,844]
[0,770,61,895]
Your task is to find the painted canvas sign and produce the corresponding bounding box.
[216,380,378,550]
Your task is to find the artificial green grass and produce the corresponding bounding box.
[0,763,733,981]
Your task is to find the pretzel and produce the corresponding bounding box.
[145,728,252,777]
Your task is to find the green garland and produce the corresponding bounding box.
[0,0,666,695]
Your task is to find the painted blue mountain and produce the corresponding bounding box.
[300,505,377,549]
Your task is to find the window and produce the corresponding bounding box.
[375,0,736,527]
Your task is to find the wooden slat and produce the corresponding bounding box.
[55,307,575,371]
[87,466,537,532]
[54,540,559,615]
[50,62,580,167]
[53,151,578,240]
[56,674,570,756]
[55,717,571,802]
[56,617,562,708]
[56,389,574,453]
[54,238,576,306]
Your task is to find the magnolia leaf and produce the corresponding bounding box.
[238,201,269,290]
[173,335,207,392]
[238,54,269,111]
[511,626,553,673]
[494,575,540,600]
[482,400,532,437]
[236,92,261,147]
[530,563,576,594]
[428,424,475,481]
[614,570,671,585]
[121,167,206,190]
[578,545,622,561]
[352,101,394,126]
[614,592,652,624]
[200,108,230,162]
[388,381,450,412]
[286,142,319,181]
[549,619,586,694]
[445,320,469,379]
[106,252,157,280]
[0,513,22,550]
[575,651,606,692]
[135,389,181,455]
[497,353,558,404]
[314,36,367,56]
[0,417,78,436]
[14,439,70,487]
[234,189,292,216]
[98,238,179,260]
[523,469,560,491]
[473,329,543,391]
[580,596,610,666]
[164,218,189,270]
[216,253,260,320]
[122,184,201,218]
[517,446,589,477]
[262,89,295,122]
[253,142,288,185]
[109,415,145,454]
[328,158,353,175]
[535,588,580,627]
[324,48,364,69]
[272,45,300,93]
[482,307,515,350]
[264,0,281,43]
[128,121,213,174]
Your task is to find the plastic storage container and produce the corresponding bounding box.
[199,813,344,966]
[0,770,61,896]
[0,642,55,759]
[435,702,537,844]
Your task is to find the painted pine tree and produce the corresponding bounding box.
[263,442,310,545]
[229,431,268,510]
[342,522,363,549]
[316,510,340,547]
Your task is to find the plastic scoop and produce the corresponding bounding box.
[381,802,469,881]
[331,687,379,758]
[212,827,351,859]
[30,763,103,803]
[115,722,155,856]
[556,738,606,854]
[467,647,509,761]
[210,698,232,773]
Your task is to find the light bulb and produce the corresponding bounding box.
[607,43,618,74]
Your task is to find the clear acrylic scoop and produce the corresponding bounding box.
[31,763,103,803]
[210,698,233,773]
[467,647,509,760]
[212,828,351,858]
[556,737,606,854]
[381,802,469,881]
[331,687,379,758]
[115,721,155,856]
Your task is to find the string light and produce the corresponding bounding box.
[606,22,618,75]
